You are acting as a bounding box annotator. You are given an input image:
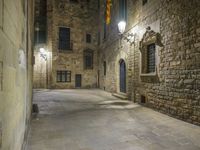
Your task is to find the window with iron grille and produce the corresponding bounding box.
[147,44,156,73]
[84,50,93,69]
[57,71,71,82]
[59,27,72,50]
[86,34,92,43]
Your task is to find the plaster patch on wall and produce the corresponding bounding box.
[19,49,26,69]
[0,61,3,91]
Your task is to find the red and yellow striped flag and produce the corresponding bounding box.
[106,0,112,25]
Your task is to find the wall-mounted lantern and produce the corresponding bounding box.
[39,48,47,61]
[118,20,138,45]
[118,20,126,34]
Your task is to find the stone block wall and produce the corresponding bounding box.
[34,0,99,89]
[33,50,48,88]
[0,0,34,149]
[50,0,99,89]
[99,0,200,125]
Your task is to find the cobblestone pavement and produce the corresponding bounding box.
[26,89,200,150]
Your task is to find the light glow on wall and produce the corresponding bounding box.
[118,21,126,34]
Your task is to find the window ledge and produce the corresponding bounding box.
[140,73,157,77]
[58,50,73,53]
[140,72,159,83]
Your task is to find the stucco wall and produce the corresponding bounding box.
[0,0,34,149]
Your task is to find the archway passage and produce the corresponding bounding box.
[119,59,126,93]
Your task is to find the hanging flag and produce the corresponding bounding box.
[105,0,112,25]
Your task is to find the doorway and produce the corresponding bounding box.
[119,59,126,93]
[75,74,82,88]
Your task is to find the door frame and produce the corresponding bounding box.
[75,74,82,88]
[119,59,126,93]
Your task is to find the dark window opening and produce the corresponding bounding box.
[57,71,71,82]
[84,50,93,69]
[98,0,100,10]
[119,0,127,21]
[103,22,107,40]
[34,30,47,44]
[143,0,148,5]
[98,32,101,45]
[59,27,72,51]
[34,0,47,44]
[141,95,146,103]
[103,61,106,76]
[70,0,79,3]
[147,43,156,73]
[86,34,92,43]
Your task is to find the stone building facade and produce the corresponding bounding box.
[0,0,34,149]
[98,0,200,125]
[33,0,200,125]
[34,0,99,89]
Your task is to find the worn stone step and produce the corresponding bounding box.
[112,93,128,100]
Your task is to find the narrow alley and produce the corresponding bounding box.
[26,90,200,150]
[0,0,200,150]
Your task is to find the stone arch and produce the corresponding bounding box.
[119,59,126,93]
[115,51,128,93]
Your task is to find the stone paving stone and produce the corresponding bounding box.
[26,89,200,150]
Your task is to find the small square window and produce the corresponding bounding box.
[86,34,92,43]
[57,71,71,82]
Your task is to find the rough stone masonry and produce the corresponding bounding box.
[33,0,200,125]
[98,0,200,125]
[33,0,99,89]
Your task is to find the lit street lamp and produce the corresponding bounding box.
[39,47,49,88]
[118,20,126,34]
[39,48,47,61]
[118,20,138,45]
